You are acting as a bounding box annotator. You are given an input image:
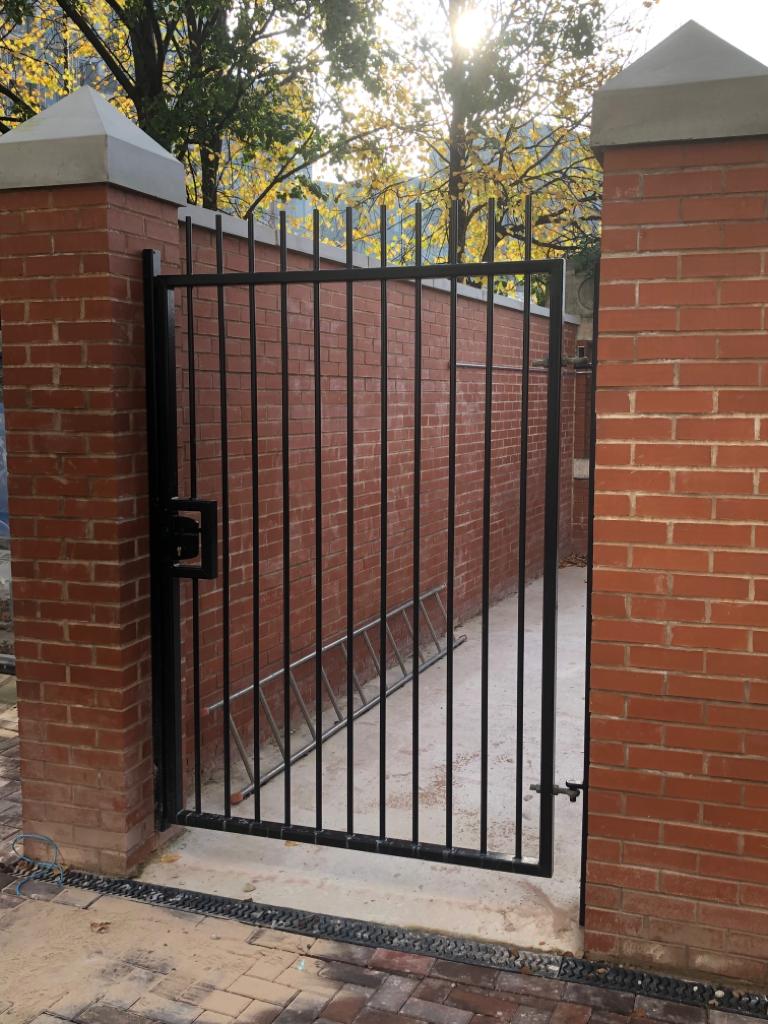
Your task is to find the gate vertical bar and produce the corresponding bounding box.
[515,195,533,859]
[379,204,389,839]
[412,201,422,845]
[279,210,292,825]
[579,262,600,922]
[345,206,355,835]
[184,220,202,814]
[313,209,323,831]
[247,213,262,821]
[215,216,232,818]
[480,199,495,853]
[144,249,183,828]
[538,261,564,876]
[445,200,458,850]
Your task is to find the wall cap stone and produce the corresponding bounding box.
[591,21,768,153]
[180,203,581,325]
[0,86,186,205]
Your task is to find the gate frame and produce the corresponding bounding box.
[143,226,566,878]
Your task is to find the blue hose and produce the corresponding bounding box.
[11,833,64,895]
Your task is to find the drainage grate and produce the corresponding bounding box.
[10,862,768,1021]
[560,958,768,1019]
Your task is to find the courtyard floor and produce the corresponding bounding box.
[141,567,588,955]
[0,875,747,1024]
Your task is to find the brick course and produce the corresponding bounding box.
[0,182,180,872]
[586,138,768,985]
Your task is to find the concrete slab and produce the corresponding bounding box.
[141,567,587,955]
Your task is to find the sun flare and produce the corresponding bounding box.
[452,6,491,52]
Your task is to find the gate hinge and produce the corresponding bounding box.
[530,780,583,803]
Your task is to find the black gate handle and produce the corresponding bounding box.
[168,498,218,580]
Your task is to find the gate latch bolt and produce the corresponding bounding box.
[530,781,583,802]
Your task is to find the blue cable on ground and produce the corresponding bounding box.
[11,833,64,895]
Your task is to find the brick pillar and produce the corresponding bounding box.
[586,25,768,985]
[0,88,185,872]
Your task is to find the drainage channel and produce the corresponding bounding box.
[11,865,767,1021]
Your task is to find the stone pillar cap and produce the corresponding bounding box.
[0,85,186,205]
[592,21,768,154]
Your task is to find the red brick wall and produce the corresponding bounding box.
[586,138,768,985]
[174,220,580,790]
[0,182,180,872]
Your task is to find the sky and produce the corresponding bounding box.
[629,0,768,64]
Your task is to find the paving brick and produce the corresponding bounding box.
[356,1009,426,1024]
[429,963,498,990]
[316,962,384,990]
[274,992,335,1024]
[413,979,453,1004]
[196,916,257,943]
[129,991,201,1024]
[322,985,372,1023]
[152,975,208,1004]
[634,998,705,1024]
[445,988,519,1020]
[590,1012,632,1024]
[497,976,566,1002]
[48,990,103,1019]
[236,1000,283,1024]
[550,1003,592,1024]
[274,960,340,999]
[512,1007,554,1024]
[202,959,259,991]
[76,1005,159,1024]
[201,989,253,1017]
[249,930,315,955]
[368,975,421,1012]
[100,968,159,1010]
[563,986,635,1015]
[403,995,474,1024]
[708,1014,753,1024]
[310,939,373,966]
[230,975,299,1003]
[122,949,174,975]
[246,951,301,983]
[234,978,298,1007]
[369,950,435,976]
[197,1013,231,1024]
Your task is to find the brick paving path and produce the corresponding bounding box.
[0,876,750,1024]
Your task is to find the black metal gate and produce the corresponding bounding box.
[144,201,566,877]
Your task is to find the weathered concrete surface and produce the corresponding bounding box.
[0,86,186,202]
[591,21,768,151]
[142,567,588,955]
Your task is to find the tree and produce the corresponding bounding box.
[0,0,390,211]
[326,0,652,270]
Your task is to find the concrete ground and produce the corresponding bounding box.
[0,874,746,1024]
[0,674,20,867]
[142,567,587,955]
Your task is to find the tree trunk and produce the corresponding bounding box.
[200,142,221,211]
[447,0,470,262]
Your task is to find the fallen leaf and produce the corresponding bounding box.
[159,853,181,863]
[90,921,110,933]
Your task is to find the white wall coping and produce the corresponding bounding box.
[179,203,580,325]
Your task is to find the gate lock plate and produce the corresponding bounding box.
[167,498,218,580]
